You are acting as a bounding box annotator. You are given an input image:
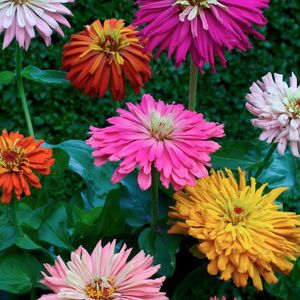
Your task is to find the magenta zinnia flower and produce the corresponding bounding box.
[0,0,74,50]
[246,72,300,157]
[87,94,224,191]
[39,240,167,300]
[134,0,269,72]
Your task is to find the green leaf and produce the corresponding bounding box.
[16,234,43,251]
[0,224,16,251]
[22,66,69,85]
[94,188,128,237]
[69,204,103,238]
[172,264,227,300]
[265,258,300,300]
[18,203,45,230]
[70,205,103,225]
[258,149,297,190]
[0,71,14,85]
[50,140,117,207]
[38,203,72,249]
[120,172,173,228]
[138,227,182,277]
[0,253,42,294]
[120,173,151,227]
[51,148,70,177]
[211,141,262,170]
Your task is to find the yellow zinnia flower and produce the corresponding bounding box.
[168,169,300,290]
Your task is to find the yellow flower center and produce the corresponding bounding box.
[81,20,137,66]
[86,277,116,300]
[0,139,28,172]
[150,112,174,140]
[12,0,30,4]
[286,98,300,118]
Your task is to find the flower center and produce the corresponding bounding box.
[85,20,132,66]
[224,200,248,226]
[285,97,300,118]
[176,0,213,8]
[0,139,27,172]
[12,0,30,4]
[234,206,244,214]
[150,112,174,140]
[86,277,116,300]
[175,0,226,22]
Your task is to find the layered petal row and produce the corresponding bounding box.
[87,94,224,191]
[134,0,269,72]
[0,0,74,50]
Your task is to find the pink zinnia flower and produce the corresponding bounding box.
[39,240,167,300]
[0,0,74,50]
[134,0,269,72]
[87,94,224,191]
[246,72,300,157]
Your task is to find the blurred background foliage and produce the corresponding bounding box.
[0,0,299,144]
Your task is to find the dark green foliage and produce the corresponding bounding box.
[0,0,299,143]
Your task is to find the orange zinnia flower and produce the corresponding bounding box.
[0,130,55,204]
[62,19,152,101]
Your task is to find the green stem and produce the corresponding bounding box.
[12,197,23,237]
[188,59,198,111]
[255,143,277,178]
[151,167,159,228]
[16,45,35,138]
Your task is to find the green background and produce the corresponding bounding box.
[0,0,299,144]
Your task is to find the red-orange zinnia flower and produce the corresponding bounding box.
[62,19,152,101]
[0,130,55,204]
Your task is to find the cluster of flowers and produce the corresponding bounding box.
[0,0,300,299]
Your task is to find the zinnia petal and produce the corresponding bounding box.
[86,93,224,191]
[39,240,168,299]
[62,19,152,101]
[134,0,269,72]
[0,0,74,50]
[0,129,55,204]
[246,72,300,157]
[169,169,300,290]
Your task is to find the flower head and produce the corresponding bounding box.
[0,0,74,50]
[62,19,152,101]
[86,94,224,191]
[169,169,300,290]
[0,130,54,204]
[39,240,168,300]
[246,72,300,157]
[134,0,269,72]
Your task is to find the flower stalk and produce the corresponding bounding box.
[151,167,159,228]
[254,143,277,179]
[16,45,35,138]
[188,59,198,111]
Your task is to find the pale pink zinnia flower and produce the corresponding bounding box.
[134,0,269,72]
[0,0,74,50]
[39,240,168,300]
[246,72,300,157]
[87,94,224,191]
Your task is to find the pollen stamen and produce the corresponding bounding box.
[86,277,116,300]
